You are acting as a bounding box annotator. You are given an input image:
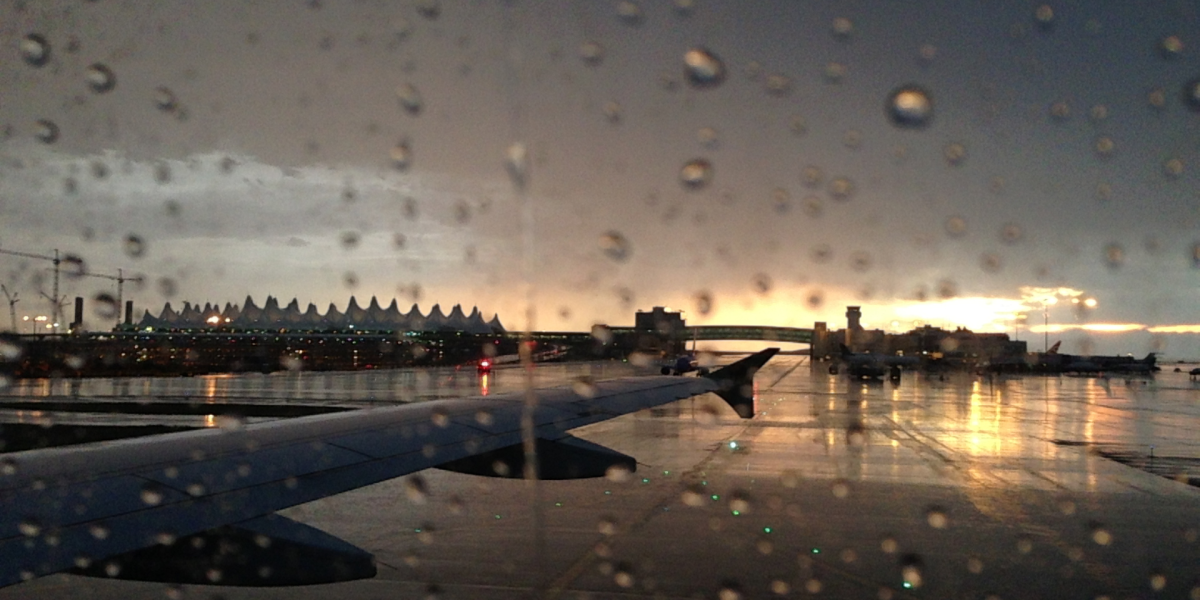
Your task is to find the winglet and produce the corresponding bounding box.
[704,347,779,419]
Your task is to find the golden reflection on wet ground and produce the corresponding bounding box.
[3,357,1200,598]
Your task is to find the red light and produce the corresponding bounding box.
[481,360,490,367]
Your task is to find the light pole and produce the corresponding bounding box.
[1043,298,1057,352]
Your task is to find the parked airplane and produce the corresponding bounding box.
[829,345,918,380]
[0,348,778,589]
[660,353,710,376]
[1062,352,1158,374]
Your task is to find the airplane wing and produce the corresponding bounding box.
[0,348,777,589]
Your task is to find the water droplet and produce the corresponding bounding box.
[401,0,436,18]
[505,142,529,189]
[89,523,110,540]
[1049,100,1071,121]
[216,414,245,431]
[680,158,713,190]
[925,507,948,529]
[828,177,854,201]
[602,101,622,124]
[880,536,898,553]
[391,138,412,170]
[681,484,705,507]
[842,129,862,149]
[848,251,871,273]
[1151,573,1167,591]
[20,34,50,67]
[157,277,178,298]
[124,234,146,258]
[801,166,823,188]
[1184,78,1200,112]
[979,253,1002,273]
[1160,35,1185,59]
[901,564,923,588]
[571,377,598,398]
[1016,535,1034,553]
[186,483,206,497]
[886,86,934,128]
[1089,104,1108,122]
[579,41,605,66]
[823,62,847,83]
[613,565,635,588]
[340,231,361,250]
[999,223,1023,244]
[1164,158,1184,178]
[34,119,59,144]
[770,580,790,595]
[18,518,42,537]
[616,1,642,25]
[599,231,631,262]
[1094,136,1115,157]
[1091,525,1112,545]
[918,44,937,63]
[85,63,116,93]
[93,293,119,319]
[944,216,967,237]
[606,464,632,482]
[810,244,832,263]
[728,490,751,513]
[597,515,617,535]
[0,457,16,475]
[944,142,967,166]
[404,475,428,503]
[683,47,726,88]
[764,74,791,96]
[1149,87,1168,110]
[789,115,807,136]
[694,290,713,315]
[752,273,772,295]
[1103,243,1124,268]
[697,126,719,148]
[673,0,695,15]
[831,479,850,498]
[831,17,854,38]
[591,324,614,345]
[395,83,423,115]
[153,86,178,112]
[1034,5,1055,28]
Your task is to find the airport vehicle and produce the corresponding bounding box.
[0,349,777,589]
[660,353,710,376]
[829,345,918,380]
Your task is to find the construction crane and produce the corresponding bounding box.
[0,246,68,329]
[80,268,144,327]
[1,285,16,332]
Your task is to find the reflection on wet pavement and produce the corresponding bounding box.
[3,356,1200,598]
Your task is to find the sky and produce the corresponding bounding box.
[0,0,1198,356]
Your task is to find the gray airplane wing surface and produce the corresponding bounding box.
[0,348,777,589]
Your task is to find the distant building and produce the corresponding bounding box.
[813,307,1026,365]
[633,306,687,355]
[135,296,504,334]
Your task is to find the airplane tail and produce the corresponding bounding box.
[1047,341,1061,354]
[704,347,779,419]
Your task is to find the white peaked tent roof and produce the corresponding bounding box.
[137,297,504,333]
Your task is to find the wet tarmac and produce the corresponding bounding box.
[3,357,1200,599]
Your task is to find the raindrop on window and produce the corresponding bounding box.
[802,195,823,218]
[1088,104,1108,122]
[1049,101,1071,121]
[683,47,726,88]
[886,86,934,128]
[396,83,423,115]
[571,377,598,398]
[831,479,849,498]
[824,62,847,84]
[1103,243,1124,268]
[943,142,967,166]
[810,244,833,263]
[925,507,948,529]
[918,43,937,63]
[770,580,790,595]
[789,115,807,136]
[579,41,605,66]
[404,475,429,504]
[599,231,631,262]
[1091,524,1112,545]
[801,166,823,188]
[93,293,118,319]
[979,252,1002,273]
[602,101,622,124]
[391,138,412,170]
[693,290,713,315]
[1149,87,1167,110]
[85,64,117,93]
[679,158,713,189]
[1034,5,1055,28]
[673,0,695,16]
[20,34,51,67]
[616,1,643,25]
[340,231,361,250]
[34,119,59,144]
[505,142,529,189]
[1190,243,1200,268]
[843,129,862,149]
[944,216,967,237]
[697,127,719,148]
[62,254,86,279]
[771,188,790,213]
[18,518,41,537]
[850,251,871,272]
[1185,78,1200,111]
[415,0,441,20]
[157,277,178,298]
[764,74,791,96]
[828,177,854,201]
[1164,158,1184,178]
[124,234,146,258]
[880,536,898,553]
[0,457,16,475]
[1094,136,1114,158]
[752,273,772,295]
[153,87,179,113]
[402,197,418,220]
[999,223,1023,244]
[831,17,854,39]
[1160,35,1184,59]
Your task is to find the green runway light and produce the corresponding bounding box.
[494,514,502,519]
[903,582,913,589]
[731,510,740,516]
[763,527,772,533]
[663,470,670,475]
[729,441,738,449]
[711,494,720,500]
[811,548,820,554]
[642,478,650,483]
[554,502,562,507]
[605,490,611,495]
